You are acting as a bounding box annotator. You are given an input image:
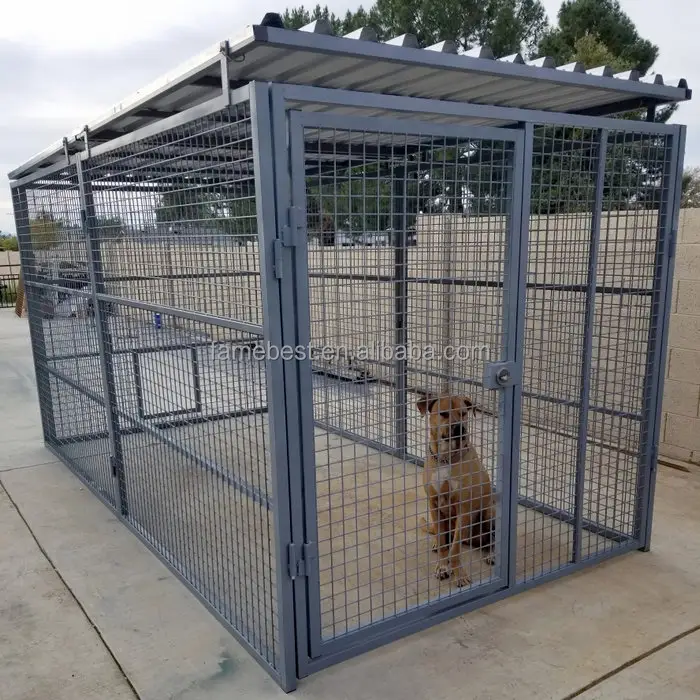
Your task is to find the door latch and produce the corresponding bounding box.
[483,361,520,390]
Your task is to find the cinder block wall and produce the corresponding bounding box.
[659,208,700,465]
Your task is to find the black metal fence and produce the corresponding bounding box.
[0,262,20,308]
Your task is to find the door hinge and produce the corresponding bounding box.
[274,207,305,279]
[287,542,317,580]
[281,206,304,247]
[110,455,118,477]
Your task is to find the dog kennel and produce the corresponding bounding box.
[9,14,690,691]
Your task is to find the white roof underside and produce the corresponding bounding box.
[9,15,692,181]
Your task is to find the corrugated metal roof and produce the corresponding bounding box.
[8,12,692,181]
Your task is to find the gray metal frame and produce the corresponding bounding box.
[285,106,525,669]
[9,72,686,693]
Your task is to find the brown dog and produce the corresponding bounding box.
[417,395,496,587]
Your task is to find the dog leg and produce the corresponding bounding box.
[427,497,440,552]
[434,505,452,581]
[448,513,471,587]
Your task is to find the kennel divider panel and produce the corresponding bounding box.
[286,109,525,663]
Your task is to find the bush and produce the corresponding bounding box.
[0,236,19,252]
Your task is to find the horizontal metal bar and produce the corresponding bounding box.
[314,419,424,468]
[44,363,270,508]
[9,157,74,189]
[522,389,642,421]
[94,292,264,336]
[81,91,247,160]
[25,280,263,335]
[48,339,259,363]
[306,271,653,296]
[55,405,269,444]
[26,279,93,296]
[45,365,105,406]
[301,538,640,677]
[336,359,643,422]
[291,107,523,144]
[28,271,653,299]
[517,496,631,544]
[115,407,271,509]
[102,269,260,284]
[279,84,683,135]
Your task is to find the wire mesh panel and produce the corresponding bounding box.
[11,97,287,676]
[517,125,675,581]
[292,117,519,650]
[12,173,117,503]
[96,302,278,663]
[518,125,602,580]
[73,98,282,670]
[83,100,261,325]
[584,130,673,555]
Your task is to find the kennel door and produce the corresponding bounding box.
[286,110,526,669]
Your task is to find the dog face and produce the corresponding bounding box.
[416,395,474,460]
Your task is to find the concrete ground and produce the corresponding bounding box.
[1,305,700,700]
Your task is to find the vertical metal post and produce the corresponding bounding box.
[638,126,686,551]
[286,109,323,669]
[440,215,454,394]
[75,157,129,517]
[393,169,408,454]
[250,81,300,692]
[11,186,57,443]
[572,129,608,563]
[505,126,531,588]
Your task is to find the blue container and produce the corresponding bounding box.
[154,312,162,329]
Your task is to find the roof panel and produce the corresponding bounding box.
[9,13,691,181]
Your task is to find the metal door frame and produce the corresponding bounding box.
[282,105,528,675]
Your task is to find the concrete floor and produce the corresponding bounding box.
[2,306,700,700]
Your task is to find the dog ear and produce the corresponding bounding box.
[417,395,437,415]
[460,396,475,414]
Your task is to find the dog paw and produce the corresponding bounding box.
[455,571,471,587]
[435,563,451,581]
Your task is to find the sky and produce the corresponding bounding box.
[1,0,696,235]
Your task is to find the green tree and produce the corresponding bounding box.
[537,0,675,122]
[29,211,62,251]
[0,235,19,252]
[538,0,656,72]
[682,167,700,209]
[283,0,548,57]
[154,189,258,243]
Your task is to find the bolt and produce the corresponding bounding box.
[497,368,511,384]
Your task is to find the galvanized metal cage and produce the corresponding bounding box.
[9,16,689,692]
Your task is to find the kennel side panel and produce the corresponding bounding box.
[78,157,129,516]
[82,98,262,329]
[638,125,685,551]
[517,125,602,582]
[95,299,280,671]
[582,128,678,556]
[11,185,58,443]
